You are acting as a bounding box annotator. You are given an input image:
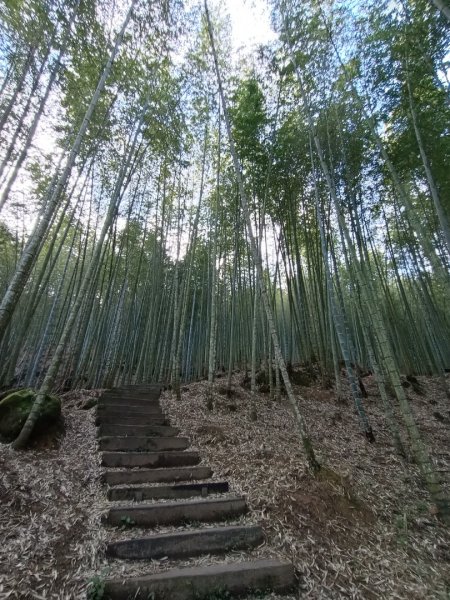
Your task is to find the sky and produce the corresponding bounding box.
[223,0,276,53]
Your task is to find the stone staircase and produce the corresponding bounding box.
[93,384,295,599]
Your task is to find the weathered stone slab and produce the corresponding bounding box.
[97,424,178,437]
[103,389,161,400]
[99,436,189,452]
[109,385,162,392]
[102,465,213,486]
[108,481,229,501]
[99,397,161,407]
[96,415,167,426]
[101,559,295,599]
[105,496,247,526]
[101,397,161,404]
[101,450,200,469]
[106,524,263,559]
[108,385,161,392]
[97,405,164,416]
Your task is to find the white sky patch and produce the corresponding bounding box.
[224,0,276,53]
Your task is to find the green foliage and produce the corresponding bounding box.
[86,574,105,600]
[0,222,17,292]
[119,515,136,528]
[229,76,269,204]
[394,512,409,546]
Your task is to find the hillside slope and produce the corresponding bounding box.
[0,374,449,599]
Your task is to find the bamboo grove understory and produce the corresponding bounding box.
[0,0,449,513]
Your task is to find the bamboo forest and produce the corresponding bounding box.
[0,0,449,598]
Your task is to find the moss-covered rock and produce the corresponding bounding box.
[0,387,24,402]
[0,388,61,443]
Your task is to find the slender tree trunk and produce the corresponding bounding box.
[205,0,320,472]
[430,0,450,22]
[406,76,450,254]
[0,47,34,134]
[0,0,136,346]
[0,50,62,211]
[12,106,144,448]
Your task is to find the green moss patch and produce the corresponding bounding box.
[0,388,61,443]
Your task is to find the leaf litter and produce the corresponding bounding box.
[0,390,107,599]
[160,372,450,600]
[1,375,449,599]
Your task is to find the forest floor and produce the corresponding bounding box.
[0,391,107,599]
[0,371,449,599]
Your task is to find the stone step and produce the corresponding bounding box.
[101,451,200,469]
[106,524,263,560]
[97,405,164,416]
[101,395,161,403]
[108,481,229,502]
[105,496,247,526]
[101,559,295,599]
[103,389,161,398]
[98,424,179,438]
[103,465,213,486]
[108,386,161,393]
[96,415,168,426]
[99,436,189,452]
[109,384,162,391]
[99,397,161,407]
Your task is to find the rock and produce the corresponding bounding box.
[196,424,226,442]
[255,370,269,386]
[0,388,61,443]
[433,411,446,423]
[240,372,251,389]
[289,369,313,387]
[0,387,24,402]
[80,397,97,410]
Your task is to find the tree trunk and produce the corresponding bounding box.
[205,0,320,472]
[0,0,136,346]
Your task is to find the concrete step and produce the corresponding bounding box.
[96,415,168,426]
[97,405,164,416]
[106,524,263,560]
[109,384,162,391]
[101,395,161,403]
[99,397,161,407]
[108,481,229,502]
[108,385,161,393]
[101,390,161,401]
[101,450,200,469]
[99,436,189,452]
[98,424,179,438]
[105,496,247,526]
[103,465,213,486]
[101,559,295,599]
